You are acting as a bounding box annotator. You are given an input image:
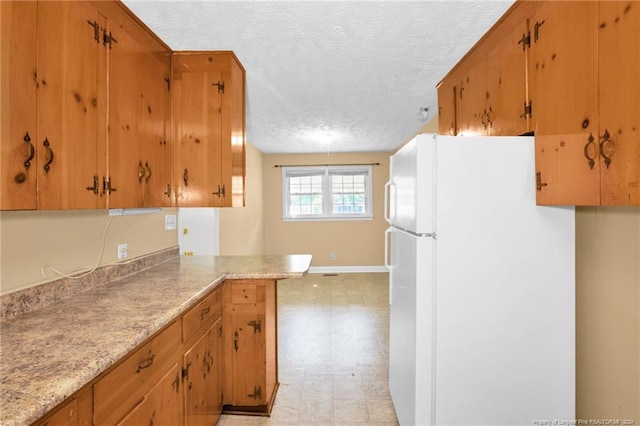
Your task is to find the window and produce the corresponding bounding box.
[282,165,373,220]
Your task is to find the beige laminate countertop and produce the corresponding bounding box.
[0,254,312,426]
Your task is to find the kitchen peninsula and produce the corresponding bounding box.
[0,253,312,426]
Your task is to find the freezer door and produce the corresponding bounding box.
[388,227,435,426]
[389,134,436,234]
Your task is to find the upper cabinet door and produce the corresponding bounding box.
[106,19,145,208]
[530,1,600,205]
[484,9,531,137]
[173,52,246,208]
[105,8,172,209]
[0,1,37,210]
[174,67,224,207]
[455,55,488,136]
[36,1,104,210]
[436,70,458,136]
[598,1,639,205]
[141,52,172,208]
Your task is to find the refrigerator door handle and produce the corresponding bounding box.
[384,181,395,224]
[384,227,392,270]
[385,227,393,305]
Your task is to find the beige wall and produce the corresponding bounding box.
[576,206,640,420]
[263,152,390,268]
[219,142,265,255]
[0,208,178,295]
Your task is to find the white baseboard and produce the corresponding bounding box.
[308,265,388,274]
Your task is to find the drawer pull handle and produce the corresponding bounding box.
[135,353,156,374]
[200,306,210,320]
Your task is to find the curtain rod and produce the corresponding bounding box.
[274,162,380,168]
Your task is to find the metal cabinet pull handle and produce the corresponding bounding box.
[183,168,189,187]
[42,138,54,174]
[144,161,152,183]
[233,330,239,352]
[480,109,489,129]
[584,133,597,169]
[138,161,146,183]
[23,132,35,169]
[599,129,613,169]
[172,373,180,393]
[200,306,210,320]
[135,353,155,374]
[164,184,171,198]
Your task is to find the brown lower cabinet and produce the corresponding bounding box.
[32,280,277,425]
[222,279,278,415]
[31,387,92,426]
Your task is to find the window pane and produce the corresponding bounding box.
[288,175,323,216]
[331,173,366,214]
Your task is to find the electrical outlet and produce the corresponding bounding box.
[164,214,176,231]
[117,243,128,260]
[330,252,336,261]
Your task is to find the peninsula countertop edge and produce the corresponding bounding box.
[0,254,312,426]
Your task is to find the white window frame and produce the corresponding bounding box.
[282,165,373,221]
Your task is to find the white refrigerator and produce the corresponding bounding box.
[385,134,575,426]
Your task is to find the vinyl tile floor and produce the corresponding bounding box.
[217,272,398,426]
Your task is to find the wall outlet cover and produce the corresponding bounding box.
[165,215,177,231]
[117,243,128,260]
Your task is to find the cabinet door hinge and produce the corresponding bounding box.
[86,21,100,43]
[533,20,546,43]
[520,101,532,119]
[536,172,548,192]
[247,319,262,333]
[247,386,262,400]
[212,81,225,94]
[212,184,225,198]
[86,175,99,194]
[182,362,192,380]
[102,176,117,194]
[518,31,531,50]
[102,29,118,49]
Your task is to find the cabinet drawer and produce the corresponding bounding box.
[93,321,180,425]
[182,286,222,342]
[32,397,77,426]
[227,280,267,305]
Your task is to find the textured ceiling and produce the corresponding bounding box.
[123,0,515,153]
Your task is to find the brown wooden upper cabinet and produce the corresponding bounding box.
[438,0,639,206]
[1,1,106,210]
[172,52,246,208]
[2,1,247,211]
[533,0,639,205]
[438,2,537,138]
[101,3,173,209]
